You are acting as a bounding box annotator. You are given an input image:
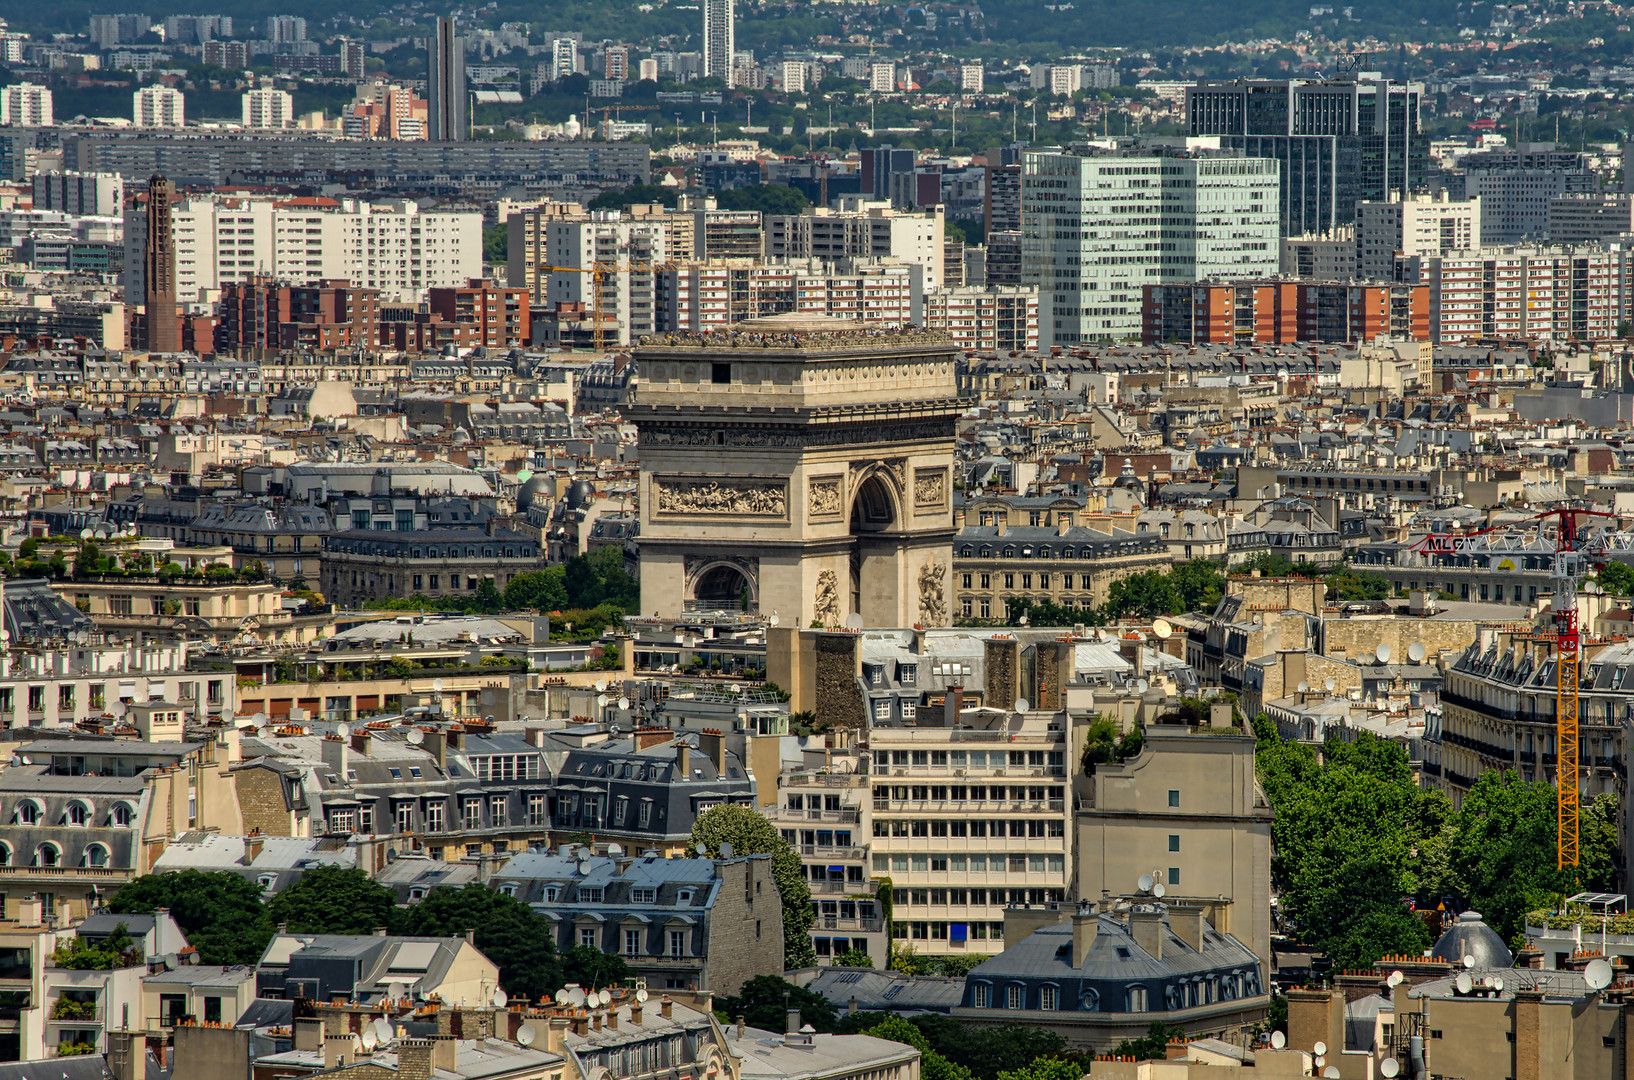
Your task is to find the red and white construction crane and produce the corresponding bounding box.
[1410,507,1634,869]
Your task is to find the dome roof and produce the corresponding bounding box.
[1430,910,1512,969]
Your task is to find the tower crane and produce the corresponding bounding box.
[533,260,666,353]
[1410,506,1634,869]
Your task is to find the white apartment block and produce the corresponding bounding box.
[510,210,670,345]
[551,39,579,80]
[123,195,481,304]
[33,171,123,217]
[1279,229,1358,279]
[1426,246,1629,344]
[1021,149,1280,345]
[765,199,944,290]
[1547,193,1634,244]
[0,84,53,127]
[870,62,896,93]
[959,64,984,93]
[1355,192,1480,281]
[242,88,295,130]
[133,85,185,128]
[1050,65,1084,97]
[0,640,232,728]
[922,285,1039,352]
[657,259,917,332]
[702,0,735,82]
[781,60,810,95]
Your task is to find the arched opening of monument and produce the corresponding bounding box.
[693,563,752,612]
[850,473,899,623]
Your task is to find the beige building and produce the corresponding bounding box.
[630,315,960,627]
[1076,716,1273,969]
[57,577,327,647]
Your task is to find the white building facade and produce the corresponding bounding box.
[241,88,295,131]
[133,86,185,128]
[0,84,53,127]
[1355,192,1481,281]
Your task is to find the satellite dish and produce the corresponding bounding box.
[433,678,445,693]
[768,613,780,627]
[636,989,648,1003]
[567,987,587,1007]
[1013,698,1030,714]
[618,697,630,711]
[361,1029,378,1051]
[845,613,864,630]
[517,1025,537,1046]
[1375,643,1391,664]
[1296,681,1309,693]
[163,953,180,970]
[374,1018,392,1043]
[1387,970,1404,988]
[695,842,708,856]
[493,989,508,1008]
[1455,972,1473,995]
[1324,678,1336,692]
[609,723,622,738]
[719,841,734,858]
[1380,1060,1401,1078]
[1152,883,1166,898]
[1137,679,1149,693]
[1492,977,1504,993]
[1586,957,1614,990]
[1324,1069,1340,1079]
[80,528,92,539]
[389,982,407,1000]
[554,990,570,1006]
[1408,642,1426,663]
[1463,955,1476,969]
[1138,873,1154,893]
[335,722,349,739]
[407,728,425,744]
[1151,618,1173,639]
[1270,1031,1286,1049]
[595,680,608,693]
[1313,1042,1326,1057]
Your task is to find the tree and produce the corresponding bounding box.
[861,1016,972,1080]
[718,975,837,1033]
[107,870,273,965]
[470,578,504,613]
[832,946,873,967]
[588,183,678,210]
[713,184,810,216]
[995,1059,1085,1080]
[265,866,397,935]
[563,554,606,609]
[690,804,815,968]
[561,943,632,989]
[1110,1023,1186,1061]
[73,542,102,579]
[398,885,562,1000]
[482,224,507,265]
[1169,558,1226,612]
[1101,570,1179,619]
[505,568,569,611]
[1598,560,1634,596]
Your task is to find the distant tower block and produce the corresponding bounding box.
[630,314,959,628]
[142,173,179,354]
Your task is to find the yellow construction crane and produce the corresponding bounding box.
[536,260,667,353]
[1412,508,1634,870]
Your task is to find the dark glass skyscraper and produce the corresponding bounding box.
[1186,74,1427,235]
[427,16,467,142]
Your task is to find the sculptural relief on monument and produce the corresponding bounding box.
[655,479,788,516]
[808,477,843,519]
[918,558,948,626]
[914,468,948,508]
[814,569,841,627]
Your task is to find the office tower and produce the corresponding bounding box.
[1355,192,1481,280]
[1465,168,1594,243]
[0,85,53,127]
[1021,147,1281,346]
[143,175,179,354]
[860,146,916,201]
[33,171,123,216]
[701,0,734,82]
[133,86,185,128]
[426,17,468,142]
[265,16,307,44]
[1186,74,1427,234]
[1548,193,1634,244]
[242,88,294,130]
[163,15,232,45]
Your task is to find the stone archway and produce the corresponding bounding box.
[686,556,759,613]
[850,471,902,626]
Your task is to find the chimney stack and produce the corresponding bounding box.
[660,997,673,1019]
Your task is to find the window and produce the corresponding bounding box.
[1006,985,1023,1009]
[631,888,656,904]
[66,802,88,826]
[490,797,507,827]
[1168,834,1180,852]
[972,984,989,1008]
[874,699,891,720]
[1168,867,1180,886]
[579,928,597,947]
[463,801,482,829]
[669,930,686,957]
[1168,789,1180,807]
[638,799,653,828]
[1040,986,1057,1010]
[425,804,444,832]
[623,929,642,955]
[528,795,547,826]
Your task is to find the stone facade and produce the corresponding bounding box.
[630,315,960,628]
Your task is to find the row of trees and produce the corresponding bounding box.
[1254,717,1619,968]
[361,547,638,627]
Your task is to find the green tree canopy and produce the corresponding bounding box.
[713,184,810,216]
[107,870,273,965]
[1598,560,1634,596]
[718,975,837,1033]
[505,568,569,611]
[588,183,679,210]
[690,804,815,968]
[265,866,398,935]
[1109,1023,1186,1062]
[561,943,633,989]
[397,885,562,1000]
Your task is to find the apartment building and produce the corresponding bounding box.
[766,765,886,964]
[656,259,917,332]
[132,86,184,128]
[1354,192,1480,280]
[1423,246,1629,343]
[1021,149,1280,345]
[1,84,53,127]
[32,171,122,216]
[1546,192,1634,243]
[1464,167,1596,243]
[241,88,294,130]
[1278,229,1358,279]
[1143,280,1430,345]
[123,194,481,304]
[921,285,1039,352]
[953,522,1173,617]
[505,206,668,346]
[425,278,531,348]
[765,199,945,290]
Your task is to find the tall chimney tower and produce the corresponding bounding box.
[143,173,179,354]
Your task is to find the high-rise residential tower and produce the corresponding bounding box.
[143,174,179,354]
[427,16,467,142]
[701,0,734,83]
